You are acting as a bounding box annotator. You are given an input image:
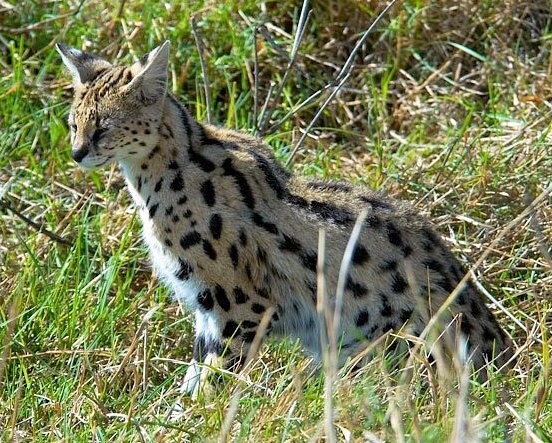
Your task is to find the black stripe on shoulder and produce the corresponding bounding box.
[249,150,287,200]
[286,194,353,225]
[222,158,255,209]
[189,147,216,172]
[168,95,193,142]
[251,211,279,235]
[308,180,353,193]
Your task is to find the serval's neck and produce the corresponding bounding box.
[120,95,207,206]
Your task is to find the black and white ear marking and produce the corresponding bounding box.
[124,41,170,104]
[55,43,111,86]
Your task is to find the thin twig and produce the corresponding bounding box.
[257,81,275,133]
[0,197,73,246]
[332,209,369,353]
[316,228,337,443]
[191,15,213,124]
[253,25,260,131]
[0,0,87,34]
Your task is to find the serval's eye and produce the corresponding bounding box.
[92,127,108,144]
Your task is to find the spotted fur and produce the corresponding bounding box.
[57,41,514,395]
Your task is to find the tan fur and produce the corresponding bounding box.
[57,42,514,393]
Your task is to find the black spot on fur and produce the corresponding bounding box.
[352,244,370,265]
[424,259,444,273]
[136,175,142,192]
[380,293,393,316]
[422,228,440,251]
[209,213,223,240]
[242,331,256,343]
[402,245,413,257]
[153,177,163,192]
[239,229,248,247]
[164,239,173,247]
[391,273,408,293]
[180,231,201,249]
[165,205,174,216]
[470,300,482,318]
[251,303,266,314]
[214,285,230,311]
[233,287,249,304]
[347,277,369,298]
[301,251,317,273]
[257,247,267,264]
[183,209,192,218]
[170,171,185,191]
[141,163,148,170]
[222,321,240,338]
[245,263,253,281]
[257,287,270,299]
[241,320,258,329]
[148,145,160,159]
[252,212,279,234]
[228,244,239,269]
[203,239,217,260]
[147,200,159,218]
[177,195,188,205]
[197,289,214,311]
[168,160,179,170]
[380,260,398,272]
[279,234,302,252]
[365,215,381,229]
[176,259,193,280]
[386,222,403,247]
[399,308,413,323]
[450,264,464,281]
[460,317,473,336]
[200,180,216,206]
[305,280,316,297]
[438,277,455,293]
[356,310,370,327]
[222,158,255,208]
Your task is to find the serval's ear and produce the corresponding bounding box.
[55,43,111,87]
[123,41,170,104]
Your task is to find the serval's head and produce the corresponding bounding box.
[56,42,170,169]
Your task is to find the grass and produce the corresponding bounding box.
[1,0,551,441]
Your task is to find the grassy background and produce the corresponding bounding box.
[1,0,551,441]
